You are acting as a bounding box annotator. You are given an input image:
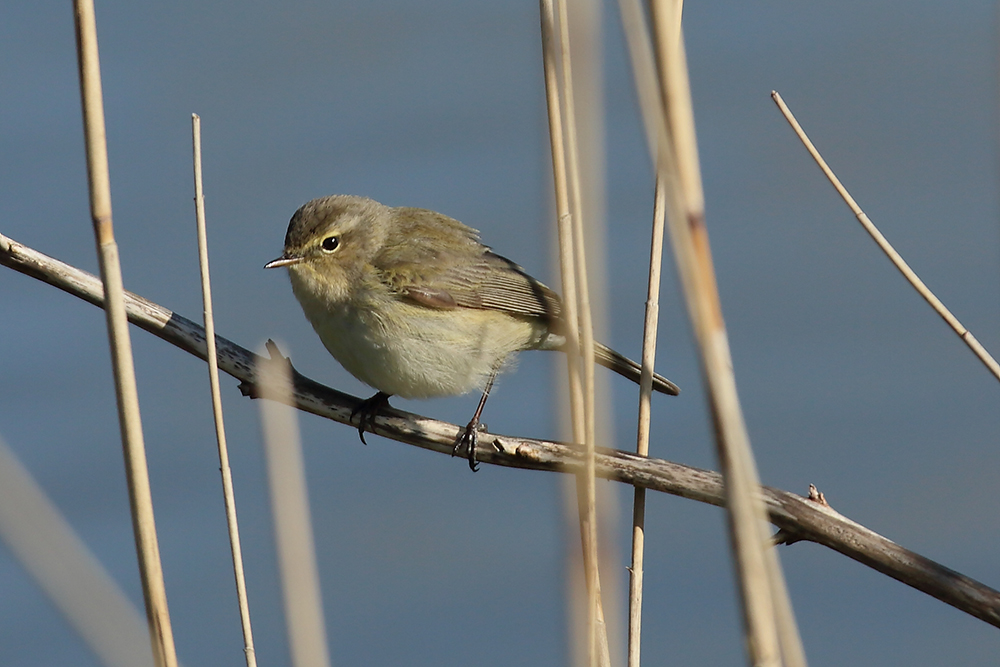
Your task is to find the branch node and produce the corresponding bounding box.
[807,483,829,507]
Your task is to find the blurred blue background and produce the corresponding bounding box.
[2,1,999,665]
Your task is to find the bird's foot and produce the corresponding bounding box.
[239,339,296,399]
[351,392,391,445]
[452,419,487,472]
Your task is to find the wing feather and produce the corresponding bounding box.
[372,207,563,326]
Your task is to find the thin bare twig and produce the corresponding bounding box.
[4,233,1000,630]
[191,114,258,667]
[771,90,1000,383]
[72,2,177,665]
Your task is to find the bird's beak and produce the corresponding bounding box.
[264,254,305,269]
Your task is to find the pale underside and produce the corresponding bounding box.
[290,266,550,398]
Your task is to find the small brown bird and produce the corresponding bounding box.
[266,195,679,469]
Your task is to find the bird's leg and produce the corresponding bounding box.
[453,369,498,472]
[351,391,392,445]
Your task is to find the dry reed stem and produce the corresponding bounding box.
[0,435,154,667]
[620,0,761,661]
[627,176,668,667]
[633,37,670,465]
[613,1,685,663]
[256,347,332,667]
[646,3,807,665]
[72,2,177,665]
[539,2,607,665]
[552,1,603,665]
[539,0,585,445]
[2,233,999,628]
[191,114,258,667]
[771,91,1000,383]
[618,0,669,170]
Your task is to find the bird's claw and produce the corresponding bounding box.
[351,392,391,445]
[453,420,487,472]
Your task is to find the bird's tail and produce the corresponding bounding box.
[594,342,680,396]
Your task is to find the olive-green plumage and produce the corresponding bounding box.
[266,194,679,402]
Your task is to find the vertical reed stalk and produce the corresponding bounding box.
[191,114,258,667]
[72,2,177,665]
[555,1,601,665]
[615,2,678,662]
[540,0,585,444]
[539,1,608,664]
[627,176,668,667]
[644,2,807,664]
[256,348,332,667]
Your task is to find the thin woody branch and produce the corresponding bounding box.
[3,230,999,629]
[771,90,1000,383]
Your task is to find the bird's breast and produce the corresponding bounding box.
[290,277,543,399]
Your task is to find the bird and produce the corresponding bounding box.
[265,194,679,470]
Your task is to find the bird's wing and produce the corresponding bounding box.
[381,250,563,324]
[372,208,562,324]
[429,251,563,322]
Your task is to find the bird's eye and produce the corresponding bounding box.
[321,236,340,252]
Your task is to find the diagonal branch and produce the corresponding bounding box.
[3,230,1000,629]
